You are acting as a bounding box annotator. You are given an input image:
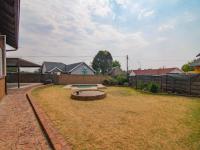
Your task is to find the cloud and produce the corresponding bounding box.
[158,22,175,32]
[8,0,200,70]
[138,9,155,20]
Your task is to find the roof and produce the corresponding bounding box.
[130,68,183,76]
[43,62,66,72]
[43,61,95,73]
[190,58,200,67]
[0,0,20,49]
[7,58,40,67]
[109,66,125,76]
[65,62,83,72]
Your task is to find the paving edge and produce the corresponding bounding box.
[26,85,72,150]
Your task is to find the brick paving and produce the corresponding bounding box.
[0,86,52,150]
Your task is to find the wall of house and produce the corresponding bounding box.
[41,64,46,74]
[57,74,108,84]
[169,69,183,74]
[0,36,6,99]
[71,64,94,75]
[194,66,200,74]
[0,77,5,99]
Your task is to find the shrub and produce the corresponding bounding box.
[137,81,148,90]
[137,81,160,93]
[102,79,109,85]
[103,78,118,85]
[115,75,128,85]
[148,83,159,93]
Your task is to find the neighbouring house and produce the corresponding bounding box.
[0,0,20,99]
[109,66,126,77]
[190,53,200,74]
[129,67,183,76]
[41,62,96,75]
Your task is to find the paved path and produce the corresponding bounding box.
[0,86,51,150]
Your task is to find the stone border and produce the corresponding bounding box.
[26,86,71,150]
[71,89,106,101]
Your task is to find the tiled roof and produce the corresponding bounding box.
[130,68,182,76]
[43,62,95,73]
[65,62,83,72]
[43,62,66,72]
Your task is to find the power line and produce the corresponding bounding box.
[9,55,126,58]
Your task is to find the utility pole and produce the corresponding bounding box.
[126,55,129,80]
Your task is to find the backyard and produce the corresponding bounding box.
[32,86,200,150]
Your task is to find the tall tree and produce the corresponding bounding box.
[112,60,121,68]
[92,50,113,74]
[182,62,194,72]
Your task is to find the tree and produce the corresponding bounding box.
[182,62,194,72]
[112,60,121,68]
[92,50,113,74]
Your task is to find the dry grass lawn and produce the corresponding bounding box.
[32,85,200,150]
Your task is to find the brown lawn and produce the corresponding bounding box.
[32,85,200,150]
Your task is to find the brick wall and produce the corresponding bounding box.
[57,74,108,84]
[6,73,108,85]
[0,77,5,99]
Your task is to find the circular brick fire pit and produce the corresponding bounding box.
[71,90,106,101]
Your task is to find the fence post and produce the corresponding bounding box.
[160,75,163,92]
[166,75,168,92]
[135,75,137,89]
[189,74,191,95]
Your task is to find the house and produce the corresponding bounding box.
[190,53,200,74]
[0,0,20,99]
[109,66,126,77]
[41,62,95,75]
[129,67,183,76]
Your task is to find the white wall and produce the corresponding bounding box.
[71,63,94,75]
[42,64,46,74]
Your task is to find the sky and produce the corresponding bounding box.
[7,0,200,70]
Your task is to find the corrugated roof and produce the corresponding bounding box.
[0,0,20,49]
[7,58,40,67]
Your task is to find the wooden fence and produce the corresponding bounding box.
[129,74,200,96]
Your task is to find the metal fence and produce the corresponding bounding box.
[129,74,200,96]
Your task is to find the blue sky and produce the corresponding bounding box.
[8,0,200,70]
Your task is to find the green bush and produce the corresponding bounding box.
[103,75,128,86]
[148,83,160,93]
[137,81,160,93]
[103,78,118,85]
[102,79,109,85]
[115,75,128,85]
[137,81,148,90]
